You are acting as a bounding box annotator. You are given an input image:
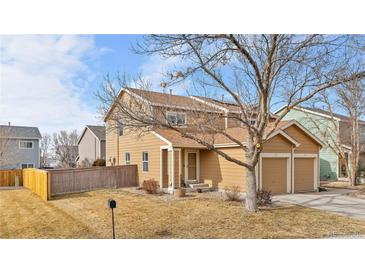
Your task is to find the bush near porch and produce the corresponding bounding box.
[2,188,365,239]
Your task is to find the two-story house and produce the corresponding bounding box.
[77,125,106,166]
[275,106,365,180]
[0,125,42,169]
[104,88,323,195]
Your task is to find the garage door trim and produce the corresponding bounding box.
[293,153,319,193]
[258,153,291,194]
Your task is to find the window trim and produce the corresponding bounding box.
[21,163,34,169]
[142,151,149,172]
[125,152,131,165]
[166,111,187,127]
[19,141,34,149]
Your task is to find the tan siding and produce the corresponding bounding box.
[117,130,167,186]
[162,150,168,188]
[174,150,180,187]
[105,120,118,166]
[200,148,246,191]
[294,158,315,192]
[262,134,293,153]
[284,124,319,153]
[153,106,226,131]
[261,158,287,194]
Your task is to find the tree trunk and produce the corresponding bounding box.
[245,168,258,212]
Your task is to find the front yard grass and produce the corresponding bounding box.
[2,188,365,238]
[321,181,365,198]
[321,180,365,190]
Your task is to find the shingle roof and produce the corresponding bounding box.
[87,125,106,141]
[155,120,292,147]
[193,96,243,112]
[0,125,42,139]
[279,105,365,124]
[127,88,219,111]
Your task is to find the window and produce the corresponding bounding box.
[19,141,33,149]
[142,152,149,172]
[166,112,186,126]
[250,120,256,125]
[118,123,124,136]
[21,163,34,169]
[125,152,131,165]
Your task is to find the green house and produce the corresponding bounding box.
[275,106,364,181]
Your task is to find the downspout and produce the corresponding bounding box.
[291,145,295,193]
[117,131,119,165]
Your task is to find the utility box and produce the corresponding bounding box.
[15,176,20,187]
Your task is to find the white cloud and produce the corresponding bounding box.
[0,35,101,135]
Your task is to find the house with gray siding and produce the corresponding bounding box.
[77,125,106,166]
[275,106,365,180]
[0,125,42,169]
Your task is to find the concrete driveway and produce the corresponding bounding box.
[273,188,365,221]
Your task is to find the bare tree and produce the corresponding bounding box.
[53,130,78,168]
[308,79,365,185]
[0,125,13,168]
[40,133,53,168]
[98,35,365,212]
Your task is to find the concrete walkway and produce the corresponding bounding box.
[273,188,365,221]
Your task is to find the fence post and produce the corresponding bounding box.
[47,172,51,200]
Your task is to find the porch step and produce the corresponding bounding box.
[189,183,210,189]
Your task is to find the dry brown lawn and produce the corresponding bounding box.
[321,181,365,198]
[321,181,365,190]
[2,188,365,239]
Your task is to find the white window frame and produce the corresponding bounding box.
[19,141,34,149]
[125,152,131,165]
[21,163,34,169]
[166,111,186,127]
[142,151,149,172]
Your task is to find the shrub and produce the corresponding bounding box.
[256,190,272,206]
[92,158,106,166]
[142,179,159,194]
[224,185,242,201]
[79,158,92,168]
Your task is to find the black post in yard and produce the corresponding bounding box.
[108,199,117,239]
[111,207,115,239]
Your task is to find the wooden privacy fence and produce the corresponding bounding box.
[23,168,50,201]
[2,165,137,200]
[49,165,138,196]
[0,169,23,187]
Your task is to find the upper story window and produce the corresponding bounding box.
[142,152,149,172]
[21,163,34,169]
[117,123,124,136]
[166,112,186,126]
[19,141,33,149]
[125,152,131,165]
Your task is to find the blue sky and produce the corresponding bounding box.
[0,34,176,134]
[0,35,361,135]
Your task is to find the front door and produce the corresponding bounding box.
[187,153,197,180]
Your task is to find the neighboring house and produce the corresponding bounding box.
[77,125,106,166]
[104,88,323,195]
[0,125,42,169]
[275,106,365,180]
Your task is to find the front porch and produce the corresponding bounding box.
[160,147,210,192]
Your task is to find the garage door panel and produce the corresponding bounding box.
[261,158,288,195]
[294,158,314,193]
